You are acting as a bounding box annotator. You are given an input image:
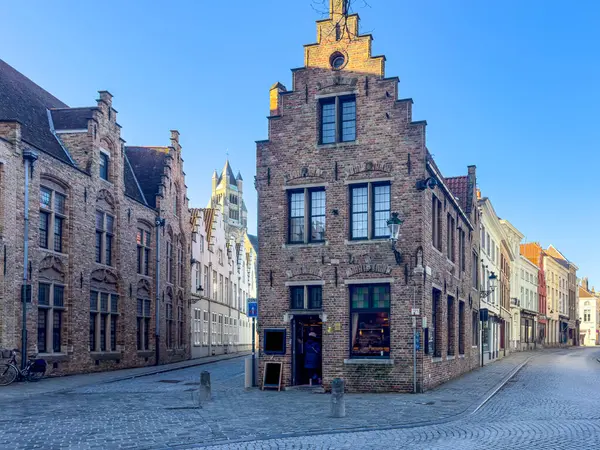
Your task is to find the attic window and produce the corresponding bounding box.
[330,52,346,70]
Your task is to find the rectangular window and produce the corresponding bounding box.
[39,211,49,249]
[218,314,223,345]
[288,188,327,244]
[53,216,63,252]
[289,285,323,310]
[447,296,455,356]
[431,289,442,357]
[432,196,442,251]
[350,182,390,240]
[447,214,455,261]
[95,231,102,263]
[203,311,209,345]
[95,211,113,265]
[459,229,466,272]
[458,301,465,355]
[320,98,336,144]
[37,309,47,353]
[99,152,109,180]
[472,252,478,289]
[319,95,356,144]
[211,313,217,345]
[350,284,390,358]
[110,315,117,351]
[38,283,64,353]
[137,229,151,276]
[137,299,151,350]
[472,310,479,347]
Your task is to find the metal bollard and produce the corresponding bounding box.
[330,378,346,418]
[199,371,211,403]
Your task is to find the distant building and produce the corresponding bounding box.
[578,278,598,346]
[189,208,255,358]
[209,160,248,244]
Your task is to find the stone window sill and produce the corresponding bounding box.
[283,242,328,249]
[458,354,465,359]
[343,358,394,366]
[344,239,388,246]
[431,245,443,257]
[38,352,69,362]
[90,352,121,361]
[431,357,443,363]
[317,140,359,150]
[447,355,455,361]
[137,350,154,358]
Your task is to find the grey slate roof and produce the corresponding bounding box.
[125,146,169,209]
[0,59,74,165]
[217,160,238,187]
[124,153,148,205]
[50,107,96,130]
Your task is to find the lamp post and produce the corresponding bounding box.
[479,271,498,367]
[387,212,403,265]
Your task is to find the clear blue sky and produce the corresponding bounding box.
[2,1,598,287]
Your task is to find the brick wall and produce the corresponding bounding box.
[0,92,192,375]
[256,10,480,392]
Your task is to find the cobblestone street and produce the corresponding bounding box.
[0,348,598,449]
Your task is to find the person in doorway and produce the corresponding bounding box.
[304,331,321,385]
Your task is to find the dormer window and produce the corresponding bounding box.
[99,152,109,181]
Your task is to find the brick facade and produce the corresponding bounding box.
[0,60,192,375]
[255,4,481,392]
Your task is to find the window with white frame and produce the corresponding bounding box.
[202,311,209,345]
[218,314,223,345]
[192,308,202,346]
[211,312,217,345]
[224,316,229,345]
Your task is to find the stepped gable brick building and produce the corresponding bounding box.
[0,59,191,375]
[255,1,481,392]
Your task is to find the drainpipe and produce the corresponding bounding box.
[22,149,38,369]
[208,261,212,356]
[155,216,165,365]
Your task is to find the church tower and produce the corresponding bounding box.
[208,159,248,243]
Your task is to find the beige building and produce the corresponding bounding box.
[579,278,598,346]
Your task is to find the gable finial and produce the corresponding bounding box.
[330,0,348,17]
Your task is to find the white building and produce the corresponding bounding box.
[542,253,569,346]
[189,208,257,358]
[479,197,508,364]
[501,220,538,351]
[579,279,598,346]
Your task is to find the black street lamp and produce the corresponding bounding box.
[387,212,403,265]
[480,272,498,299]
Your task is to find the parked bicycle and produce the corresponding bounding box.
[0,349,47,386]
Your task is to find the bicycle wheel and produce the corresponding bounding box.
[27,370,45,382]
[0,364,18,386]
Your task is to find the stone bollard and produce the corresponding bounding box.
[199,371,211,404]
[330,378,346,418]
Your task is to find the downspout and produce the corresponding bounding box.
[155,216,165,365]
[208,261,212,356]
[22,149,38,369]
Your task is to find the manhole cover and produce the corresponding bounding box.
[158,380,182,384]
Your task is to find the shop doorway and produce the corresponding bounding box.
[292,315,322,386]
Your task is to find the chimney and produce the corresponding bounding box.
[466,165,476,214]
[269,82,287,116]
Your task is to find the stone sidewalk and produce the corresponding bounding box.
[0,349,546,449]
[0,351,251,402]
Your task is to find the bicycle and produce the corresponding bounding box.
[0,349,47,386]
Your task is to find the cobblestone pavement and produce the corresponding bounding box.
[199,347,600,449]
[0,348,594,449]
